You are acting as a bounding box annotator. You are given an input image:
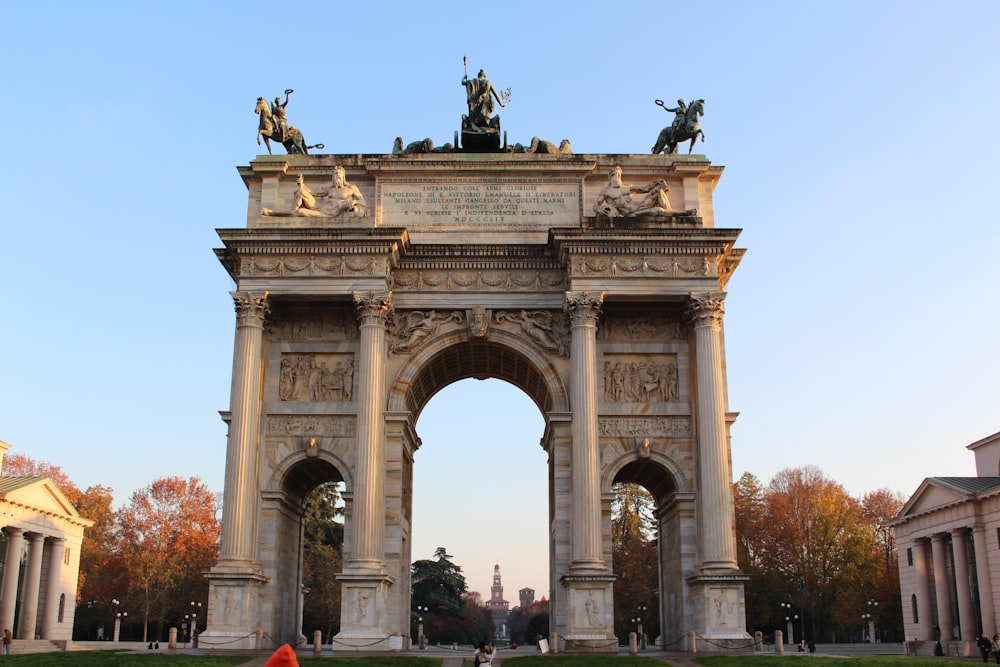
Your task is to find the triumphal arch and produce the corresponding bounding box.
[202,86,748,652]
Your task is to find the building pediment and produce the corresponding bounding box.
[0,477,92,526]
[894,476,1000,523]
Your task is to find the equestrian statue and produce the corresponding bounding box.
[651,98,705,155]
[255,89,319,155]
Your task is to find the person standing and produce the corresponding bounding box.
[3,628,11,655]
[991,634,1000,664]
[474,641,496,667]
[978,633,991,662]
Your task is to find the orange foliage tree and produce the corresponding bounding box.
[114,476,219,642]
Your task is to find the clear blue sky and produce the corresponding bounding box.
[2,1,998,602]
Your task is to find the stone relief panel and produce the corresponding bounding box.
[598,309,685,341]
[389,310,464,355]
[495,309,568,356]
[390,269,566,292]
[573,255,712,279]
[265,308,358,341]
[279,354,354,402]
[603,355,678,403]
[598,416,691,438]
[710,587,739,629]
[242,254,387,278]
[267,415,356,437]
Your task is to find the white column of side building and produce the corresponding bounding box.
[951,528,976,641]
[931,534,955,640]
[687,294,739,572]
[0,528,25,635]
[973,525,996,636]
[38,537,64,639]
[218,292,269,566]
[348,291,392,571]
[913,539,935,640]
[17,533,45,640]
[566,292,605,571]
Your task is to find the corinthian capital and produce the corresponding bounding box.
[231,291,270,326]
[353,291,393,326]
[685,293,725,328]
[564,291,605,326]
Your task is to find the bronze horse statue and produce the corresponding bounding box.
[651,98,705,155]
[254,97,310,155]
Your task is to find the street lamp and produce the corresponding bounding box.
[114,610,127,642]
[416,605,428,649]
[780,602,798,645]
[864,599,878,643]
[190,602,202,647]
[634,606,647,650]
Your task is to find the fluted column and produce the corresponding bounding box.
[951,528,975,641]
[973,525,996,637]
[565,292,605,570]
[930,533,954,640]
[18,533,45,640]
[913,539,934,640]
[349,291,392,570]
[686,294,738,572]
[38,537,64,639]
[0,528,25,634]
[218,291,269,565]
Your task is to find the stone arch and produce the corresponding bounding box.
[266,448,352,502]
[602,450,688,500]
[387,326,569,418]
[605,453,696,648]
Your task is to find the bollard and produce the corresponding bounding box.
[689,630,697,653]
[313,630,322,654]
[755,630,763,652]
[255,628,264,651]
[168,627,177,650]
[550,631,559,654]
[629,631,638,655]
[776,630,784,653]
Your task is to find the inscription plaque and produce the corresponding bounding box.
[376,178,581,228]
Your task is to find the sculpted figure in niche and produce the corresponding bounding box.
[584,591,601,627]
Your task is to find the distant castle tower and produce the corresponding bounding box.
[486,563,510,639]
[519,587,535,610]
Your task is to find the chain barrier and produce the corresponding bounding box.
[193,632,259,648]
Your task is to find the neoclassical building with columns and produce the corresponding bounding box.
[201,151,749,652]
[0,442,92,646]
[891,431,1000,656]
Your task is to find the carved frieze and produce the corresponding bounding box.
[598,309,685,341]
[267,414,356,437]
[495,309,568,356]
[265,308,358,341]
[390,269,566,292]
[574,255,712,278]
[279,353,354,402]
[598,416,691,437]
[603,355,678,403]
[242,254,386,278]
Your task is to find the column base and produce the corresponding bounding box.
[334,571,395,651]
[687,573,751,641]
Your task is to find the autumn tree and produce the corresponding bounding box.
[735,465,904,643]
[612,482,659,643]
[114,476,219,642]
[301,481,345,641]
